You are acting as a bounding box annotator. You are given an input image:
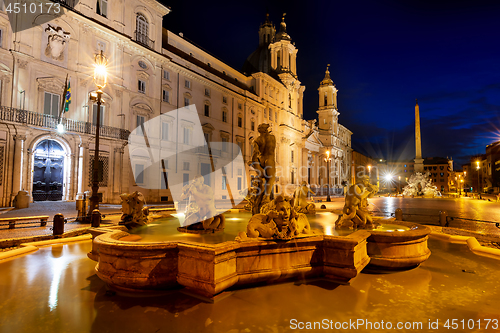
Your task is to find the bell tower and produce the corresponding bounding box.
[258,13,275,46]
[316,65,339,133]
[269,14,297,76]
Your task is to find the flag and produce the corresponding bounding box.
[64,80,71,112]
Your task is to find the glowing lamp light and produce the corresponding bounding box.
[93,50,108,90]
[56,123,65,134]
[384,174,393,181]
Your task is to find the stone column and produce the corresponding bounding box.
[80,141,90,195]
[69,152,77,201]
[11,135,26,199]
[112,146,124,203]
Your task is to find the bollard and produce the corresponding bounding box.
[91,209,101,228]
[53,213,65,236]
[439,211,448,227]
[395,208,403,221]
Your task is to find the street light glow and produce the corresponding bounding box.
[56,123,65,134]
[93,50,108,90]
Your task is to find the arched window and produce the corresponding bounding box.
[277,50,281,69]
[136,14,149,44]
[324,93,328,106]
[289,93,292,108]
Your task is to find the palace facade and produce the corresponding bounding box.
[0,0,352,206]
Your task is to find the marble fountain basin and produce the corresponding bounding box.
[87,216,431,298]
[366,220,432,269]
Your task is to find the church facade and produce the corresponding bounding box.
[0,1,351,206]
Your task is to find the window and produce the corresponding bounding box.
[264,109,267,118]
[0,29,3,48]
[184,97,190,107]
[136,14,149,43]
[183,173,189,186]
[237,115,242,127]
[183,127,190,144]
[275,112,277,122]
[238,103,242,110]
[237,177,242,191]
[185,80,191,89]
[269,111,272,120]
[138,80,145,93]
[222,96,227,104]
[183,162,190,171]
[163,70,170,80]
[135,164,144,184]
[92,104,105,125]
[291,150,294,163]
[204,88,210,97]
[237,168,243,176]
[136,115,145,134]
[222,176,227,190]
[222,137,228,152]
[162,89,170,103]
[204,104,210,117]
[161,122,169,141]
[96,0,107,17]
[251,121,255,131]
[222,109,228,123]
[43,92,60,117]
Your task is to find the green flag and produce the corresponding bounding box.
[64,80,71,112]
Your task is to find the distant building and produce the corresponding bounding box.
[465,141,500,194]
[423,157,453,193]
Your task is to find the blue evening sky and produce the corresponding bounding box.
[162,0,500,168]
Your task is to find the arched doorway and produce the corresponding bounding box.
[32,139,65,201]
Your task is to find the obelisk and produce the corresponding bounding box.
[414,99,424,172]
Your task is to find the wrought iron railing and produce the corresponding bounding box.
[135,31,155,49]
[0,106,130,140]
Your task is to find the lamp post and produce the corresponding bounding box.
[398,176,401,193]
[325,150,331,202]
[476,160,480,197]
[88,51,108,217]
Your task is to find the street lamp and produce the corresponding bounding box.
[464,171,467,196]
[398,175,401,193]
[476,160,480,197]
[88,50,108,218]
[325,150,331,202]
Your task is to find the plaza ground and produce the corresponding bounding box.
[0,197,499,332]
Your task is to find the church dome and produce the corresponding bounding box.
[242,44,272,75]
[320,65,335,86]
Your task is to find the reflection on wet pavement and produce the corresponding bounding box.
[1,238,499,332]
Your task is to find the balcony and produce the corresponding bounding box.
[135,31,155,49]
[0,106,130,140]
[195,145,222,157]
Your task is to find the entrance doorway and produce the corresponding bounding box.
[32,139,65,201]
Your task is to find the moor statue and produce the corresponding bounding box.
[247,123,276,214]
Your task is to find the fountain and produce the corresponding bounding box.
[335,175,431,269]
[402,172,441,197]
[87,123,430,298]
